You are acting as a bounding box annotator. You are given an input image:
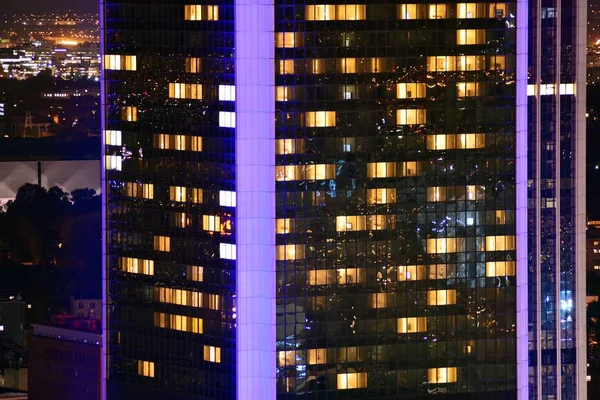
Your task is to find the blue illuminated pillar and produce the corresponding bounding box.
[235,0,276,398]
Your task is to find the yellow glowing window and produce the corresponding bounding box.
[173,212,190,228]
[168,83,203,100]
[427,187,446,202]
[429,264,449,280]
[338,268,365,284]
[428,367,457,383]
[121,106,137,122]
[276,86,292,101]
[337,372,367,389]
[276,32,303,48]
[397,4,425,19]
[203,346,221,363]
[456,29,486,45]
[103,54,137,71]
[276,164,336,181]
[278,60,295,74]
[104,130,122,146]
[367,162,396,178]
[485,261,516,277]
[276,218,294,234]
[427,133,485,150]
[485,235,516,251]
[457,82,483,97]
[457,55,486,71]
[397,109,426,125]
[155,287,220,310]
[125,182,154,199]
[154,134,202,151]
[427,56,456,72]
[494,210,506,224]
[120,257,154,275]
[154,312,203,334]
[427,238,458,254]
[305,164,336,180]
[399,161,422,176]
[304,111,335,128]
[169,186,202,203]
[368,215,391,230]
[368,57,386,73]
[370,293,394,308]
[105,155,122,171]
[397,265,426,281]
[336,216,367,231]
[427,290,457,306]
[278,351,297,366]
[308,269,334,285]
[309,59,325,74]
[428,4,447,18]
[187,265,203,282]
[307,349,327,364]
[275,139,305,154]
[398,317,427,333]
[457,3,485,18]
[367,188,396,204]
[276,244,305,260]
[138,360,154,377]
[338,58,357,73]
[489,3,507,17]
[305,4,336,20]
[184,5,219,20]
[153,236,171,252]
[306,4,365,20]
[202,215,221,232]
[338,347,362,362]
[489,55,506,69]
[185,57,201,73]
[336,4,366,20]
[397,83,426,99]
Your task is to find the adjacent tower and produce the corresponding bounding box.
[100,0,586,399]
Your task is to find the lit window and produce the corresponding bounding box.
[278,351,297,366]
[120,257,154,275]
[306,4,366,20]
[397,4,425,19]
[103,54,136,71]
[307,349,327,364]
[173,212,190,228]
[456,82,483,97]
[278,60,295,74]
[155,287,220,310]
[154,312,203,334]
[397,317,427,333]
[104,130,122,146]
[426,133,485,150]
[336,216,367,231]
[338,58,357,73]
[427,56,456,72]
[202,215,221,232]
[397,83,426,98]
[276,164,336,181]
[308,269,334,285]
[276,86,292,101]
[489,55,506,69]
[105,155,122,171]
[428,367,457,383]
[338,268,365,284]
[335,4,366,20]
[399,161,423,176]
[456,29,486,45]
[218,85,235,101]
[184,5,219,20]
[276,32,303,48]
[121,106,137,122]
[125,182,154,199]
[397,265,426,281]
[370,293,394,308]
[219,111,236,128]
[220,243,236,260]
[309,59,325,74]
[305,4,335,20]
[276,218,294,234]
[138,360,154,378]
[219,191,236,207]
[185,57,201,73]
[495,210,506,224]
[154,134,202,151]
[337,372,367,389]
[485,261,516,277]
[168,83,203,99]
[428,264,449,280]
[485,235,516,251]
[187,265,203,282]
[427,290,457,306]
[457,3,485,18]
[203,346,221,363]
[428,4,447,18]
[368,57,386,73]
[169,186,202,203]
[457,55,486,71]
[397,109,426,125]
[426,238,458,254]
[276,245,305,260]
[367,188,396,204]
[488,3,507,17]
[153,236,171,252]
[338,347,362,362]
[275,139,305,154]
[366,162,396,178]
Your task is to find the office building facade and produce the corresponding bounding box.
[101,0,585,399]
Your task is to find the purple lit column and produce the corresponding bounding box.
[234,0,276,398]
[515,0,529,397]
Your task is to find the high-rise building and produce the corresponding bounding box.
[100,0,586,399]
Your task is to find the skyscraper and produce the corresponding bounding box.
[100,0,586,399]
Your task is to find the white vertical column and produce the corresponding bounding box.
[515,0,529,397]
[235,0,276,398]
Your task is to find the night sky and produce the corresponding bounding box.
[2,0,97,14]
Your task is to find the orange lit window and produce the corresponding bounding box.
[397,83,426,98]
[397,265,426,281]
[169,186,202,203]
[428,4,447,18]
[367,188,397,204]
[366,162,396,178]
[307,349,327,364]
[484,235,516,251]
[276,245,305,260]
[153,236,171,252]
[120,257,154,275]
[275,139,305,154]
[138,360,154,377]
[426,238,458,254]
[456,29,486,45]
[428,367,457,383]
[154,134,202,151]
[184,5,218,20]
[397,109,426,125]
[185,57,201,73]
[168,83,203,99]
[276,32,303,48]
[203,346,221,363]
[276,86,292,101]
[104,55,136,71]
[337,372,367,389]
[397,4,425,19]
[121,106,137,122]
[278,60,295,74]
[485,261,516,277]
[427,290,457,306]
[397,317,427,333]
[154,312,203,334]
[187,265,204,282]
[125,182,154,199]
